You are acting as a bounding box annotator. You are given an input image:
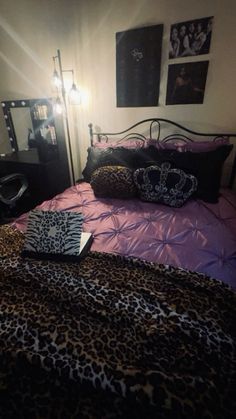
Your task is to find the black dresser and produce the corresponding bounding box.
[0,148,71,215]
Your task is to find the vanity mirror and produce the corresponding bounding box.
[1,99,57,156]
[0,98,71,213]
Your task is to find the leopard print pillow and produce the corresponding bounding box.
[90,166,137,199]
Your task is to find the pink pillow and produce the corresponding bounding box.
[93,137,229,152]
[93,138,149,149]
[184,137,230,152]
[148,139,186,152]
[148,137,230,153]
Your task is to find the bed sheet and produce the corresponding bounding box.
[0,227,235,418]
[12,182,236,288]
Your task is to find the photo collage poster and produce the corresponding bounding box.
[166,16,213,105]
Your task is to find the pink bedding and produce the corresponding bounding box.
[12,182,236,288]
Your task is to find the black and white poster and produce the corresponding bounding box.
[116,25,163,107]
[169,17,213,59]
[166,61,209,105]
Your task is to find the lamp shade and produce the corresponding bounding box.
[53,97,63,114]
[69,83,81,105]
[52,70,62,88]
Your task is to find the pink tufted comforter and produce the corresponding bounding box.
[12,182,236,288]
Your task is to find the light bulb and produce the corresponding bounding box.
[52,70,61,88]
[69,83,81,105]
[54,97,63,114]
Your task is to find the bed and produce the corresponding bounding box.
[0,118,236,418]
[12,118,236,287]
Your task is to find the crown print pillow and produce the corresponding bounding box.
[133,163,198,207]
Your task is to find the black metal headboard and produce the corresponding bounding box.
[88,118,236,188]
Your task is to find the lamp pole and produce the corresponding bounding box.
[56,49,76,186]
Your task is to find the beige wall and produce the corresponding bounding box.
[0,0,236,185]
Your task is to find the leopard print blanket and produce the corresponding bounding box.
[0,225,235,418]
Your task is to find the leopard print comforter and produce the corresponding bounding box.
[0,225,235,418]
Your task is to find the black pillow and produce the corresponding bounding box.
[82,147,140,181]
[82,145,233,203]
[82,146,171,182]
[133,163,198,207]
[152,145,233,203]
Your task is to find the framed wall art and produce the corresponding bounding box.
[169,16,213,59]
[166,61,209,105]
[116,24,163,107]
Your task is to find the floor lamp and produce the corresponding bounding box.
[52,49,80,186]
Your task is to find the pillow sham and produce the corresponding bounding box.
[82,146,165,181]
[90,166,137,199]
[181,137,229,152]
[21,210,84,261]
[82,147,138,181]
[93,138,148,149]
[133,163,198,207]
[153,145,233,203]
[148,137,230,153]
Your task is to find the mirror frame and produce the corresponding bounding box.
[1,98,55,153]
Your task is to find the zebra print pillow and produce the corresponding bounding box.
[22,210,84,260]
